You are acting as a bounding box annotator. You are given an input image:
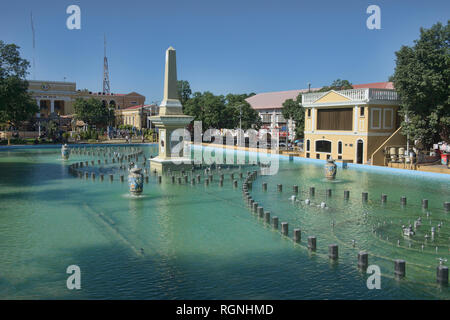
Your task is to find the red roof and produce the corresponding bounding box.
[246,88,321,110]
[352,82,394,89]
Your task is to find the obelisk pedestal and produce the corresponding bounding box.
[149,47,194,174]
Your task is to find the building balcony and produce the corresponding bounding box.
[302,88,400,106]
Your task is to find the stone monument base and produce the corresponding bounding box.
[150,157,193,174]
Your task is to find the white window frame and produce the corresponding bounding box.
[370,108,382,129]
[337,140,343,155]
[314,139,332,154]
[383,108,394,129]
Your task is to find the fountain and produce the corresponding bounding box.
[128,167,144,195]
[61,144,70,160]
[324,157,337,180]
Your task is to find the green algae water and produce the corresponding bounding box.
[0,144,449,299]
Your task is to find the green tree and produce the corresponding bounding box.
[0,41,38,129]
[177,80,192,105]
[392,21,450,147]
[224,93,260,130]
[73,97,114,128]
[281,93,304,139]
[319,79,353,92]
[183,92,260,130]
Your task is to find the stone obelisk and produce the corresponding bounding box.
[149,47,194,173]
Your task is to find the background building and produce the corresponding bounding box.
[246,88,320,141]
[28,80,146,119]
[117,104,159,130]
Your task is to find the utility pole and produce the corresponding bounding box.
[31,11,36,80]
[238,104,243,146]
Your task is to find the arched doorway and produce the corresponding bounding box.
[356,139,364,164]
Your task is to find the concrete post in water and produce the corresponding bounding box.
[344,190,350,200]
[277,184,282,192]
[358,252,368,270]
[252,202,258,213]
[400,196,407,206]
[272,216,279,229]
[308,236,316,251]
[444,202,450,212]
[257,206,264,218]
[264,211,270,223]
[309,187,315,197]
[329,244,338,260]
[293,228,301,243]
[293,185,298,194]
[262,182,267,191]
[381,194,387,203]
[281,222,288,236]
[362,192,368,202]
[437,265,449,285]
[394,259,406,278]
[422,199,428,209]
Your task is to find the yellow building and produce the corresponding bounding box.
[28,80,145,119]
[118,104,159,130]
[302,82,405,164]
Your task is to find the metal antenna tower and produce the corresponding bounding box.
[31,11,36,80]
[103,34,110,94]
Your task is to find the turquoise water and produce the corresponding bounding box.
[0,144,449,299]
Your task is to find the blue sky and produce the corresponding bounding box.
[1,0,448,103]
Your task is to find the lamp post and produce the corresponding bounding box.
[237,104,243,146]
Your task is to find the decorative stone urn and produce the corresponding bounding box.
[128,167,144,195]
[61,144,70,160]
[324,157,337,180]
